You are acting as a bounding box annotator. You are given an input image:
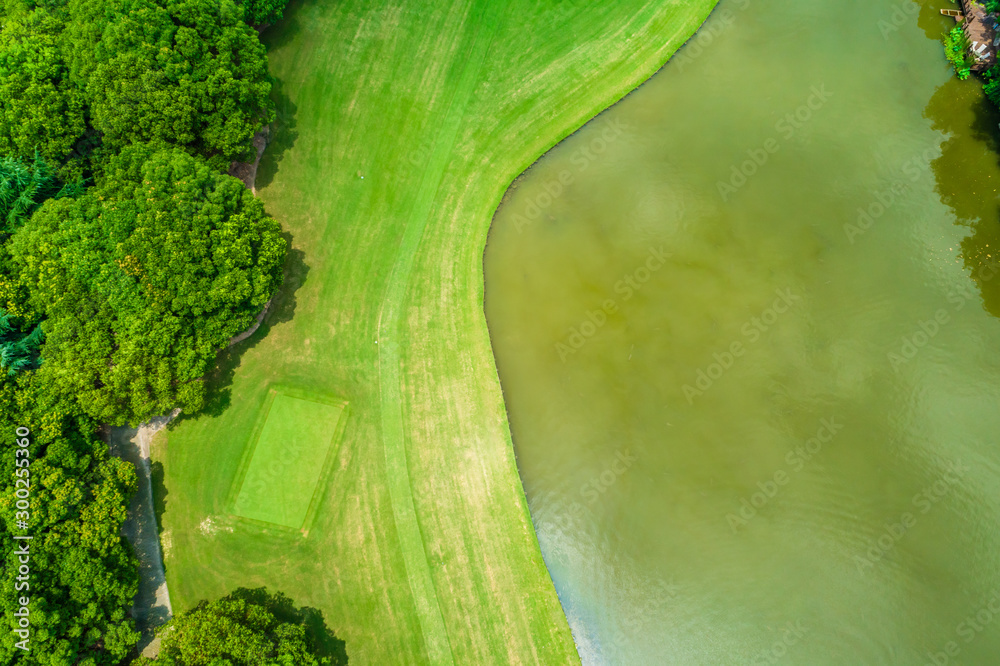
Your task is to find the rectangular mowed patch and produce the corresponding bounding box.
[230,388,347,531]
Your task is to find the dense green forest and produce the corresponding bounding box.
[0,0,335,663]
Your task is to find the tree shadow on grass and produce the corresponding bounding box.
[257,76,299,191]
[255,0,305,186]
[195,236,310,419]
[150,459,170,574]
[150,460,168,538]
[267,235,309,325]
[260,0,308,53]
[232,587,349,665]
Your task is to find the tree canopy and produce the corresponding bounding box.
[0,152,81,238]
[0,308,43,374]
[66,0,275,167]
[1,0,276,173]
[0,153,79,326]
[133,588,342,666]
[0,376,141,664]
[0,9,86,166]
[240,0,288,26]
[10,146,286,424]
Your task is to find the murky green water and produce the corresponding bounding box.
[484,0,1000,662]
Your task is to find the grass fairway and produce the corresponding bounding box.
[156,0,718,663]
[229,389,347,530]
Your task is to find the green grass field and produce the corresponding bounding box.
[155,0,718,663]
[229,389,347,530]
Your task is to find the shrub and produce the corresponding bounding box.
[944,25,974,80]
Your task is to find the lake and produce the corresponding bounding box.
[484,0,1000,662]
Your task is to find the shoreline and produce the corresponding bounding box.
[479,3,723,659]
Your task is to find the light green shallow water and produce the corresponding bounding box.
[484,0,1000,663]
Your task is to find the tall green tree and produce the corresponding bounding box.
[11,146,286,424]
[0,309,43,374]
[133,587,343,666]
[240,0,288,26]
[983,62,1000,109]
[0,152,81,238]
[66,0,275,168]
[0,8,86,166]
[0,152,80,320]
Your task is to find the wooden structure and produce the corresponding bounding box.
[959,0,998,71]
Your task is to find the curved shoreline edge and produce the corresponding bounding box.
[477,2,725,658]
[470,0,724,659]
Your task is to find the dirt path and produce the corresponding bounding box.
[228,299,272,348]
[229,127,270,194]
[106,411,179,657]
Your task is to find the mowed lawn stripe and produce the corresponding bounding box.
[377,3,506,663]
